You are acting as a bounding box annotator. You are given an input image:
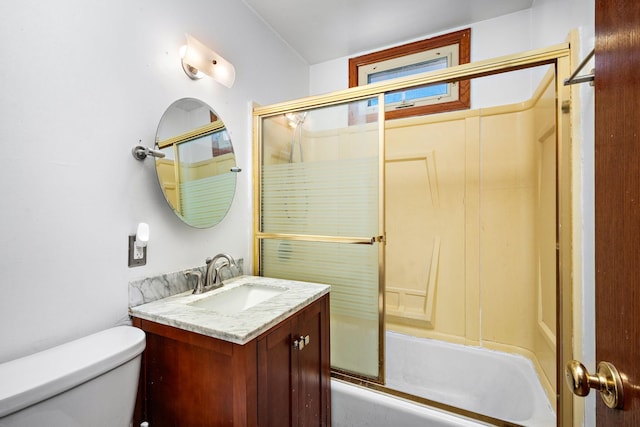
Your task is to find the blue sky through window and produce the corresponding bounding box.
[368,57,449,106]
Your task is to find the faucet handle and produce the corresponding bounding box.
[184,269,204,294]
[184,269,202,277]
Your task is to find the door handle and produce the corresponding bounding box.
[565,360,624,409]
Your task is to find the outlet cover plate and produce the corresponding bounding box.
[128,235,147,267]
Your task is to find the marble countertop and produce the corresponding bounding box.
[129,275,330,345]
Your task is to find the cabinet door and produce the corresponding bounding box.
[295,296,329,427]
[257,317,296,427]
[258,296,330,427]
[142,326,237,426]
[133,318,256,427]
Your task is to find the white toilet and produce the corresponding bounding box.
[0,326,146,427]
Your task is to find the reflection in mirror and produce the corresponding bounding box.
[155,98,237,228]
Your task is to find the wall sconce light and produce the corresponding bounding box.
[179,33,236,88]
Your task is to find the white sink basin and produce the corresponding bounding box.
[188,283,286,314]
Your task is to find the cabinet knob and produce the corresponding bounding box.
[293,335,310,351]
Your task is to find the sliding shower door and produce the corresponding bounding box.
[255,97,385,381]
[254,43,574,425]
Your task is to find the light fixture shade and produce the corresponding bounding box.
[181,33,236,88]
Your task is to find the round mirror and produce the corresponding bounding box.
[155,98,238,228]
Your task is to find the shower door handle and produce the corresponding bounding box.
[565,360,624,409]
[360,235,385,244]
[352,235,385,244]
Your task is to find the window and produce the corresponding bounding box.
[349,28,470,120]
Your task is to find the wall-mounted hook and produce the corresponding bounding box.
[132,140,165,161]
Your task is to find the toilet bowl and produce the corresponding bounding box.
[0,326,146,427]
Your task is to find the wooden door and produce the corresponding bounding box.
[595,0,640,424]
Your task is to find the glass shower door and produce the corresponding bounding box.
[256,97,385,380]
[254,43,574,425]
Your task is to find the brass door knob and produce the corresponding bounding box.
[565,360,624,409]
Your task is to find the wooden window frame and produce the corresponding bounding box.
[349,28,471,120]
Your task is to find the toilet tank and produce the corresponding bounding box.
[0,326,146,426]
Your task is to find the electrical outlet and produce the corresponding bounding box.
[134,244,145,260]
[128,235,147,267]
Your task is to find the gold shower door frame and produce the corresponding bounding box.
[253,43,573,425]
[254,93,387,383]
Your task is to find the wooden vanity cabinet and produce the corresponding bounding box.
[132,294,330,427]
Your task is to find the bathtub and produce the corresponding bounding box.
[332,379,492,427]
[332,332,556,427]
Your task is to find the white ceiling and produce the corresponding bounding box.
[242,0,534,64]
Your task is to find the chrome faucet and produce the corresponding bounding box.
[205,253,237,289]
[184,269,204,294]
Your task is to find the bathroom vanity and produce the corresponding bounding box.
[129,275,330,427]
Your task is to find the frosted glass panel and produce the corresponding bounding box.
[261,101,379,238]
[261,239,380,376]
[261,158,377,236]
[259,98,383,380]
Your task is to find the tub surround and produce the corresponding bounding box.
[128,259,244,307]
[129,275,329,345]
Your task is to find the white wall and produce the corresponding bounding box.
[309,2,593,112]
[0,0,308,362]
[310,10,535,106]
